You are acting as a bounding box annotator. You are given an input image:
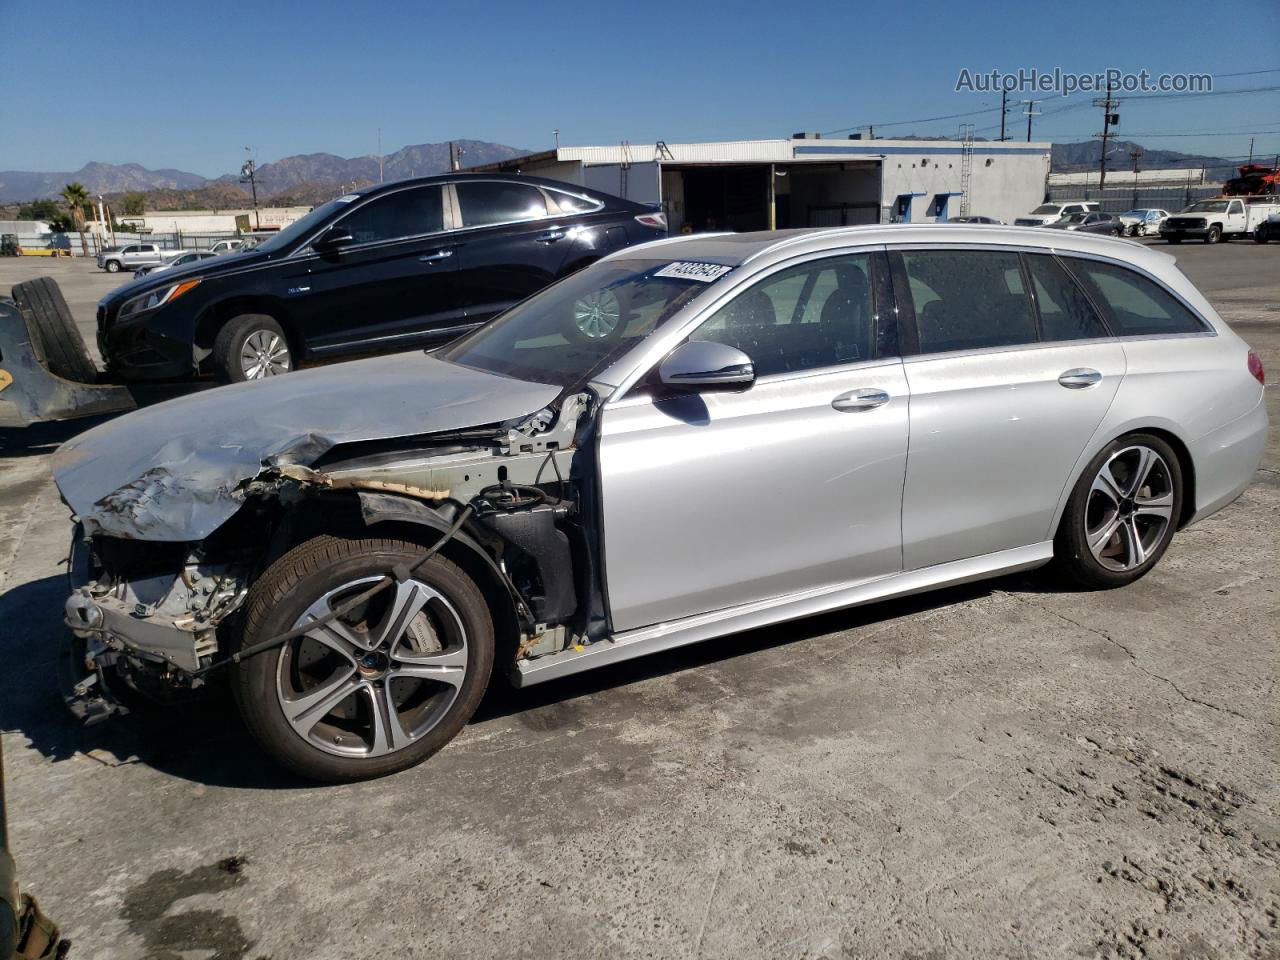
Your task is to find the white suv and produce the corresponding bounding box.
[1015,201,1101,227]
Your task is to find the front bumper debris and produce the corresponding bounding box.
[0,298,136,424]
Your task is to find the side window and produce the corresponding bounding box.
[456,181,548,227]
[122,245,137,254]
[1229,201,1244,215]
[338,186,444,244]
[548,189,604,214]
[1064,258,1206,336]
[690,255,876,377]
[1025,254,1109,341]
[899,250,1036,354]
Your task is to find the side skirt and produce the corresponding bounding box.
[513,541,1053,687]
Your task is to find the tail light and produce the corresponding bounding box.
[634,212,667,231]
[1248,350,1265,385]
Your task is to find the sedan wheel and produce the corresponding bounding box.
[240,328,292,379]
[1055,434,1182,588]
[233,536,494,782]
[571,289,622,340]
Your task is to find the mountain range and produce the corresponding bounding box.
[1,139,1256,206]
[0,140,527,204]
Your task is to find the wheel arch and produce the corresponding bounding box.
[195,295,301,367]
[1051,421,1199,538]
[257,490,525,678]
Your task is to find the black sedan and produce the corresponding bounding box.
[1043,212,1123,236]
[95,174,668,382]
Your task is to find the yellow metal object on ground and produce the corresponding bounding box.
[0,369,13,391]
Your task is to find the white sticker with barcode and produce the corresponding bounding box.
[653,261,732,282]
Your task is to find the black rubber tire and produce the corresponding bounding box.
[11,277,98,384]
[1206,225,1222,244]
[232,535,495,782]
[1253,227,1270,244]
[1053,433,1183,590]
[212,313,291,382]
[105,260,120,273]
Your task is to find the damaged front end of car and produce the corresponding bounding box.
[53,353,604,724]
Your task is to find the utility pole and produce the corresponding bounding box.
[240,148,260,230]
[999,89,1008,141]
[553,128,560,149]
[1022,99,1040,142]
[1247,137,1254,165]
[1093,81,1120,192]
[378,127,384,183]
[449,141,464,172]
[1130,148,1143,208]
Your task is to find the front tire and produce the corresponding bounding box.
[1206,225,1222,244]
[1054,434,1183,589]
[105,260,120,273]
[232,536,495,782]
[213,313,293,381]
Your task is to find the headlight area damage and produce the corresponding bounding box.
[52,353,597,725]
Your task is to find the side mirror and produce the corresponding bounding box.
[315,225,354,250]
[658,340,755,392]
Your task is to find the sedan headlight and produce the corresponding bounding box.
[117,278,201,322]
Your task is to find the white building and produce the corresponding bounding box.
[112,206,313,236]
[468,136,1053,229]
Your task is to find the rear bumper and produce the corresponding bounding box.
[1188,394,1269,525]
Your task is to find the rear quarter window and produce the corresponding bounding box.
[1063,258,1207,336]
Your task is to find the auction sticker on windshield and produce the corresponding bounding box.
[653,262,733,282]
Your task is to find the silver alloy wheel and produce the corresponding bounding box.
[1084,445,1175,572]
[572,289,622,339]
[240,329,292,379]
[276,575,469,758]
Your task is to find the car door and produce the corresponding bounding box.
[451,180,573,324]
[892,247,1126,569]
[280,184,462,354]
[598,250,910,633]
[1226,199,1247,234]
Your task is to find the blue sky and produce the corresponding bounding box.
[2,0,1278,176]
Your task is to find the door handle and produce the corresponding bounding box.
[537,229,567,243]
[831,388,890,412]
[418,248,454,263]
[1058,368,1102,389]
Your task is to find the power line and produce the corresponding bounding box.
[822,105,1000,136]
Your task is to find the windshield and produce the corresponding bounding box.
[1060,214,1086,223]
[1121,209,1147,217]
[254,197,349,253]
[1184,201,1228,213]
[440,258,723,387]
[1031,205,1061,215]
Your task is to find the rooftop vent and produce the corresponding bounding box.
[792,132,822,140]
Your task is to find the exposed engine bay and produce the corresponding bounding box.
[61,391,600,722]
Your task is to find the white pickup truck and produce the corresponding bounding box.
[1160,197,1280,244]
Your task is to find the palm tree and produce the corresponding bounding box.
[60,182,90,257]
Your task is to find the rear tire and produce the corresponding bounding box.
[1054,433,1183,590]
[11,277,98,383]
[232,536,495,782]
[213,313,293,382]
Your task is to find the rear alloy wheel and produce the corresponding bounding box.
[1055,434,1182,589]
[213,313,293,382]
[233,536,494,782]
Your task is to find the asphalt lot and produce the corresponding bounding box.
[0,241,1277,959]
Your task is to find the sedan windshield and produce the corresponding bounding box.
[254,197,349,253]
[1031,205,1061,215]
[440,258,723,387]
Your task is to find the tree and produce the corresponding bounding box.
[60,182,90,256]
[46,213,74,233]
[122,192,146,216]
[17,198,60,222]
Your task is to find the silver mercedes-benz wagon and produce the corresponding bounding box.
[54,225,1268,780]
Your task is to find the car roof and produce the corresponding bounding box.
[348,171,627,202]
[603,224,1173,271]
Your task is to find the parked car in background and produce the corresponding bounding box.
[93,173,667,382]
[209,238,247,255]
[1252,212,1280,244]
[1117,208,1170,237]
[1044,212,1124,236]
[134,249,218,278]
[945,215,1003,224]
[1014,201,1100,226]
[55,225,1269,781]
[1160,197,1280,243]
[97,243,184,273]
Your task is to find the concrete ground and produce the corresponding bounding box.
[1,242,1277,960]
